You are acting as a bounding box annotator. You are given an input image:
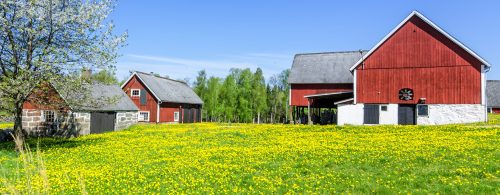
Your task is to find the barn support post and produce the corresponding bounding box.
[307,99,312,125]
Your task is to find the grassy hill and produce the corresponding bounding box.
[0,117,498,193]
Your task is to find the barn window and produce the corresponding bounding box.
[417,105,429,116]
[488,107,492,113]
[131,89,140,97]
[174,112,179,122]
[381,105,388,111]
[139,111,149,122]
[42,110,56,123]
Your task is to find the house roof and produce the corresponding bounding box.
[288,51,367,84]
[66,84,139,112]
[349,11,491,71]
[124,71,203,105]
[487,80,500,108]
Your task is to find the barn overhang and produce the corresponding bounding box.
[304,91,353,108]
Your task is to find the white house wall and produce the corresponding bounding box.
[417,104,486,125]
[379,104,398,125]
[337,104,364,125]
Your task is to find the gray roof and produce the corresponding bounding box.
[70,84,139,112]
[288,51,367,84]
[487,80,500,108]
[135,72,203,105]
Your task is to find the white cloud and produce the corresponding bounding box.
[116,53,293,82]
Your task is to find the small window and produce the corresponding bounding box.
[42,110,56,123]
[381,105,388,111]
[131,89,140,97]
[417,105,429,116]
[139,111,149,122]
[174,112,179,122]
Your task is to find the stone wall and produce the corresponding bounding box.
[417,104,486,125]
[115,111,138,130]
[22,109,91,136]
[22,109,137,136]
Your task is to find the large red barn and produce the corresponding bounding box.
[289,11,491,125]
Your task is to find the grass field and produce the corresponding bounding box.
[0,123,13,129]
[0,117,498,193]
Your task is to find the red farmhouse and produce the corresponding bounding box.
[121,71,203,123]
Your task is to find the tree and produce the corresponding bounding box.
[205,77,221,122]
[236,69,253,123]
[0,0,126,149]
[193,70,207,120]
[252,68,267,123]
[219,74,237,122]
[92,69,119,85]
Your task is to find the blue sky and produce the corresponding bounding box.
[110,0,500,82]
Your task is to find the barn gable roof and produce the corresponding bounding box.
[349,11,491,72]
[123,71,203,105]
[62,84,139,112]
[288,51,367,84]
[487,80,500,108]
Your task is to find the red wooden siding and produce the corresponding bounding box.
[291,84,353,106]
[356,16,482,104]
[23,84,70,111]
[122,75,159,122]
[159,103,182,122]
[492,108,500,114]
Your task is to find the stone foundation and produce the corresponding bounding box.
[417,104,486,125]
[22,109,138,136]
[115,111,138,130]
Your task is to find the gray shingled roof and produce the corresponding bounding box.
[487,80,500,108]
[70,84,139,112]
[135,72,203,105]
[288,51,367,84]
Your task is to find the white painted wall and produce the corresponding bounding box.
[417,104,486,125]
[379,104,399,125]
[337,103,364,125]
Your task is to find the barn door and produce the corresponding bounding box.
[363,104,380,124]
[90,112,116,134]
[398,105,416,125]
[196,108,201,122]
[183,108,190,123]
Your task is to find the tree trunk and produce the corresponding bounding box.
[13,102,25,152]
[257,112,260,124]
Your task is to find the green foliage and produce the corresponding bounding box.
[92,69,119,85]
[0,123,498,193]
[193,68,290,123]
[0,0,127,140]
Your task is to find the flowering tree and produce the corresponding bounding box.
[0,0,126,149]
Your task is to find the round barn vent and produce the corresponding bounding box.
[399,88,414,101]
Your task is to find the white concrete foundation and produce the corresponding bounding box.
[337,104,364,125]
[379,104,399,125]
[417,104,486,125]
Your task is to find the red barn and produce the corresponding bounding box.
[121,71,203,123]
[290,11,491,125]
[288,51,365,124]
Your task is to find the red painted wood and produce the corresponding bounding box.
[356,16,482,104]
[23,84,70,111]
[492,108,500,114]
[159,103,181,122]
[290,84,353,106]
[122,75,159,122]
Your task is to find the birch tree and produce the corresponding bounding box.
[0,0,126,149]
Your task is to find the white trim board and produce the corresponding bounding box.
[349,10,491,72]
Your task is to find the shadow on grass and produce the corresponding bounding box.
[0,136,106,153]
